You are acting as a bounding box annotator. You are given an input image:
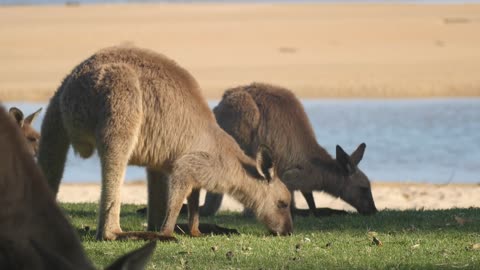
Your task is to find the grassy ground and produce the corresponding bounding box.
[62,203,480,269]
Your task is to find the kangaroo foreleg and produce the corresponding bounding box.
[187,188,201,237]
[159,176,191,238]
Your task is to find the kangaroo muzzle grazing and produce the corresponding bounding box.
[8,107,42,156]
[0,104,156,270]
[200,83,377,216]
[37,47,293,240]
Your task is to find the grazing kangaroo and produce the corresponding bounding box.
[8,107,42,156]
[199,83,377,216]
[0,105,156,270]
[37,47,293,241]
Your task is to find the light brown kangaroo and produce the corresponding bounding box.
[8,107,42,156]
[37,47,293,241]
[200,83,377,216]
[0,105,156,270]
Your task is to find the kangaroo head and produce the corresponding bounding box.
[251,145,293,236]
[335,143,377,215]
[9,107,42,157]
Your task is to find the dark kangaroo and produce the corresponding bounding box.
[37,47,293,241]
[0,104,156,270]
[8,107,42,156]
[199,83,377,216]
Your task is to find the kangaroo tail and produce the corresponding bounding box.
[37,90,70,195]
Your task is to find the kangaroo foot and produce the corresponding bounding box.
[115,231,178,242]
[174,223,239,236]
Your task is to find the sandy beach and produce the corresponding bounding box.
[2,3,478,211]
[1,3,480,101]
[58,182,480,211]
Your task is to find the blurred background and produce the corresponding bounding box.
[1,1,479,185]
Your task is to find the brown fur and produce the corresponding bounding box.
[0,105,156,270]
[37,47,293,241]
[8,107,42,156]
[202,83,377,216]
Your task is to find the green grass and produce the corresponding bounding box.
[62,203,480,270]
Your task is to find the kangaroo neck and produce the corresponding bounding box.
[309,148,347,198]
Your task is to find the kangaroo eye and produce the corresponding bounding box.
[27,137,38,142]
[277,200,288,209]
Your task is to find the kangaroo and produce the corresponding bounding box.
[8,107,42,156]
[37,47,293,241]
[0,105,156,270]
[199,83,377,216]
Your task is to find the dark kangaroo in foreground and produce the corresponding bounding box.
[8,107,42,156]
[198,83,377,216]
[0,105,156,269]
[38,47,293,241]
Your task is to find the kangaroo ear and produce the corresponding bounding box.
[8,107,24,127]
[24,108,42,125]
[255,144,275,182]
[105,241,157,270]
[336,145,355,175]
[350,143,366,166]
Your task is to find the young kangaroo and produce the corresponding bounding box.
[0,105,156,270]
[200,83,377,216]
[8,107,42,156]
[37,47,293,241]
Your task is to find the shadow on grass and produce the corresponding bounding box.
[62,203,480,237]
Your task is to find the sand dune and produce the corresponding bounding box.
[1,3,480,101]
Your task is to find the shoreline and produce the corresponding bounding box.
[58,181,480,211]
[1,3,480,101]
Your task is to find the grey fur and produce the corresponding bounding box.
[0,104,156,270]
[37,47,293,240]
[202,83,377,216]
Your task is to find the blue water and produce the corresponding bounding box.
[4,99,480,184]
[1,0,480,6]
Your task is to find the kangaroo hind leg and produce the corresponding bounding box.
[93,64,143,241]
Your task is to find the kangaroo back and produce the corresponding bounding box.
[213,87,260,156]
